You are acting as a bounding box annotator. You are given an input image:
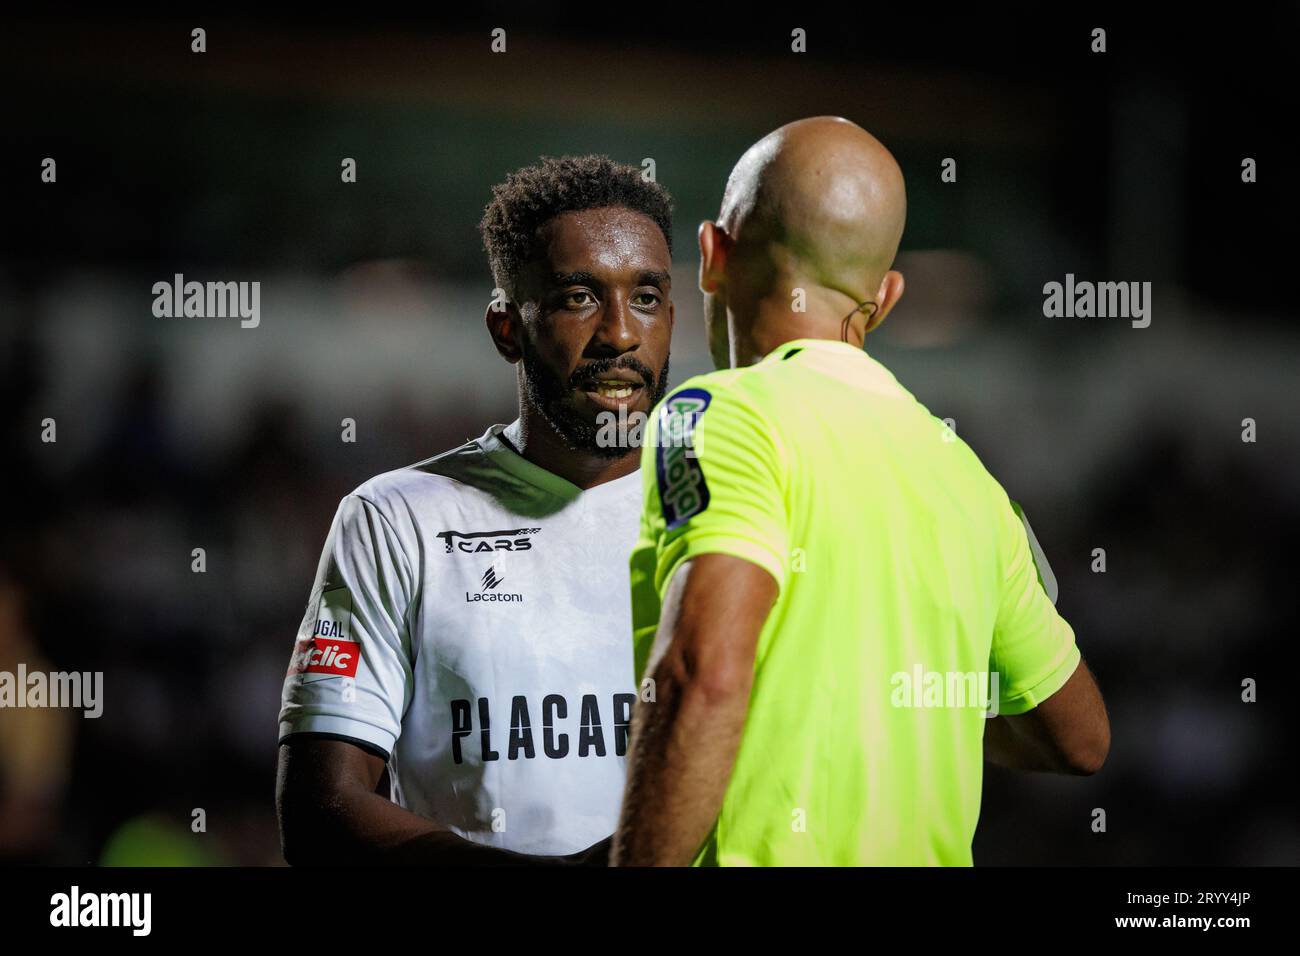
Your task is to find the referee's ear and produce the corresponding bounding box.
[866,270,905,333]
[698,220,731,294]
[485,298,525,364]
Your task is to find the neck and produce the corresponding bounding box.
[510,407,640,490]
[732,287,866,366]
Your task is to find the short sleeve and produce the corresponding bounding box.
[647,383,789,596]
[278,494,415,759]
[989,489,1080,715]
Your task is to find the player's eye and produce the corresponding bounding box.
[632,291,661,310]
[563,290,597,309]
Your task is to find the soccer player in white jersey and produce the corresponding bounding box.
[276,155,675,864]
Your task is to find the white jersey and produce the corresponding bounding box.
[278,422,641,855]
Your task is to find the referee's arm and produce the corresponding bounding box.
[612,553,777,866]
[982,493,1109,775]
[984,658,1109,775]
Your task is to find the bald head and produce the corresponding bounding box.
[719,116,906,301]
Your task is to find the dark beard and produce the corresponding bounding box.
[520,340,671,458]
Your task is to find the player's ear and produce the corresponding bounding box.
[866,270,905,333]
[485,298,524,363]
[698,221,730,294]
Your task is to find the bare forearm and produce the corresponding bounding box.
[612,554,774,866]
[982,715,1070,772]
[278,738,579,865]
[613,679,749,866]
[318,789,574,864]
[280,781,571,865]
[984,660,1110,775]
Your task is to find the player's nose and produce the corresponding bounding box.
[589,294,642,355]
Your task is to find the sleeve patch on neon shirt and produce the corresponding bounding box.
[655,388,712,531]
[1010,501,1059,605]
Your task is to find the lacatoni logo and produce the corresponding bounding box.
[466,565,523,603]
[50,886,151,936]
[152,272,260,328]
[437,527,540,554]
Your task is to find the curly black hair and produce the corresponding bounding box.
[479,154,673,300]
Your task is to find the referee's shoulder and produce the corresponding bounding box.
[654,367,781,444]
[663,362,772,405]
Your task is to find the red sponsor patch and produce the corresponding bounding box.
[289,637,360,678]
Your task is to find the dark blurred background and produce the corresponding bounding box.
[0,9,1296,865]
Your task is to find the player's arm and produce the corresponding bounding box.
[983,658,1109,774]
[276,737,604,865]
[982,493,1110,774]
[613,553,777,866]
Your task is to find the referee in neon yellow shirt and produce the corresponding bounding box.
[613,117,1110,866]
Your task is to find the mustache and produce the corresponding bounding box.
[568,357,655,389]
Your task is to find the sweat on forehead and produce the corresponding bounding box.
[496,210,670,308]
[479,154,674,299]
[534,208,670,268]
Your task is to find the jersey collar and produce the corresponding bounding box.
[477,422,640,502]
[759,337,872,364]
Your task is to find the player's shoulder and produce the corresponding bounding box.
[346,433,492,518]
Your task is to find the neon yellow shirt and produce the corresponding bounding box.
[629,338,1080,866]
